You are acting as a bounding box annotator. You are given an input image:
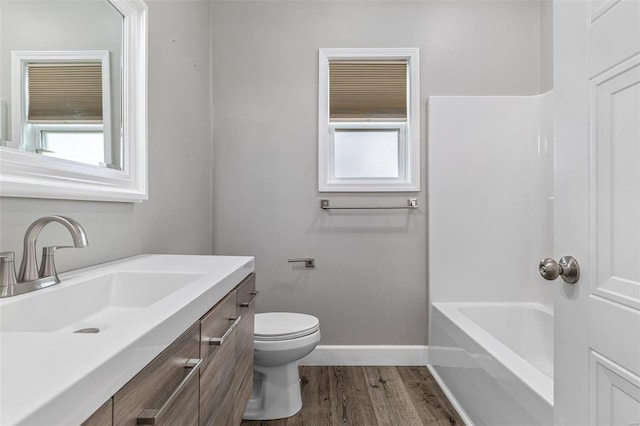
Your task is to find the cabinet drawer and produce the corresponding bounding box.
[236,273,256,380]
[200,289,240,425]
[199,326,236,425]
[82,399,112,426]
[234,274,255,423]
[200,290,237,366]
[138,372,199,426]
[209,384,235,426]
[235,273,256,308]
[233,367,253,425]
[113,323,201,426]
[236,318,254,397]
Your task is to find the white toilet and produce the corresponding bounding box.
[243,312,320,420]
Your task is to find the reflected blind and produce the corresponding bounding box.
[329,61,407,121]
[27,64,103,122]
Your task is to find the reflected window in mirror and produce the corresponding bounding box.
[13,52,114,168]
[1,0,123,169]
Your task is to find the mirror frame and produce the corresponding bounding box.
[0,0,147,202]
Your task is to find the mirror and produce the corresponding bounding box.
[0,0,147,202]
[2,0,122,168]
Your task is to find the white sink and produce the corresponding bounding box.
[0,254,255,426]
[0,271,205,333]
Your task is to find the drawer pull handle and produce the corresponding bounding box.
[208,315,242,346]
[137,358,202,425]
[240,290,260,308]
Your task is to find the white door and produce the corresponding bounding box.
[554,0,640,425]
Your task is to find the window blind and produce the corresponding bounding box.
[329,61,407,121]
[26,63,103,122]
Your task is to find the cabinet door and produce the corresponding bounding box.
[113,323,201,426]
[199,291,237,364]
[199,291,238,426]
[235,274,256,380]
[233,274,256,424]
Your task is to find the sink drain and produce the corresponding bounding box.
[73,327,100,334]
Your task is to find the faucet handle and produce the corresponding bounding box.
[39,246,73,278]
[0,252,18,287]
[0,251,14,261]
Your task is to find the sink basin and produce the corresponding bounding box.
[0,271,205,333]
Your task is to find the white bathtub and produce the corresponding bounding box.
[429,303,553,426]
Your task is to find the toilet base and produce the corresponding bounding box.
[242,362,302,420]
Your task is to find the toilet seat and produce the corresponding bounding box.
[254,312,319,341]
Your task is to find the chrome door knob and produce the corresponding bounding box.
[539,258,561,280]
[539,256,580,284]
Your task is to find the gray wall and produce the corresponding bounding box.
[540,0,554,92]
[211,1,548,345]
[0,1,214,271]
[0,0,553,347]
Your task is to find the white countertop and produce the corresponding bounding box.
[0,254,254,425]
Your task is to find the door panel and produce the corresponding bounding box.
[591,57,640,310]
[554,0,640,424]
[588,0,640,75]
[590,351,640,425]
[589,298,640,376]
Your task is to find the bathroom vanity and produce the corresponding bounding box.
[0,255,255,425]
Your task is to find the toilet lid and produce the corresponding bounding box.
[254,312,319,341]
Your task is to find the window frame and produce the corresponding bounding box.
[318,48,420,192]
[11,51,112,155]
[330,121,407,181]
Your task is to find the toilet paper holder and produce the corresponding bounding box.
[288,258,315,268]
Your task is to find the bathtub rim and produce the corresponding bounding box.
[431,302,554,407]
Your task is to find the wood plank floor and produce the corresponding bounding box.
[241,366,464,426]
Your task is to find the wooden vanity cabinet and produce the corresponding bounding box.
[199,290,238,425]
[113,323,201,426]
[82,399,112,426]
[233,274,256,425]
[199,273,256,426]
[84,273,256,426]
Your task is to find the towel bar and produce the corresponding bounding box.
[320,199,418,210]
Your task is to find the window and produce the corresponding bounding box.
[11,51,112,167]
[26,62,107,166]
[32,124,105,166]
[318,48,420,192]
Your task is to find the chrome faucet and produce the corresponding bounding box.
[0,216,88,298]
[18,216,88,281]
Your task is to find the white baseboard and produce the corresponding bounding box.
[427,364,474,426]
[299,345,429,366]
